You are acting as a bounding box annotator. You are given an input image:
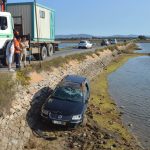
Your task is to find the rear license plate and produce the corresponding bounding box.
[52,120,66,125]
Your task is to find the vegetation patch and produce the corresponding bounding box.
[0,73,16,114]
[89,54,141,149]
[16,70,31,86]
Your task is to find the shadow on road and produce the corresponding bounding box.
[26,86,69,141]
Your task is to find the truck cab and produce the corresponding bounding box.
[0,12,14,58]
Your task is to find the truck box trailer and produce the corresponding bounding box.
[0,2,59,62]
[7,2,55,42]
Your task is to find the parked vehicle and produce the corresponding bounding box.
[78,40,92,49]
[110,39,117,44]
[101,39,110,46]
[41,75,90,127]
[0,2,59,62]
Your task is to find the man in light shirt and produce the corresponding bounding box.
[20,36,29,67]
[6,40,15,72]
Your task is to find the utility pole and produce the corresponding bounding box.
[34,0,42,67]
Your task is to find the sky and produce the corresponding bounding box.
[7,0,150,36]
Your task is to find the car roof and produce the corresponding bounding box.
[63,75,86,84]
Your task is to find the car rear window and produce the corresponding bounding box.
[0,17,8,30]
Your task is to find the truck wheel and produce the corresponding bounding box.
[47,44,53,57]
[41,46,48,60]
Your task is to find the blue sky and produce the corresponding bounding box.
[8,0,150,36]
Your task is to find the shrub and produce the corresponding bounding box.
[0,73,16,114]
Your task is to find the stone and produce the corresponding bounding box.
[73,142,79,146]
[11,145,17,150]
[104,133,112,139]
[21,120,26,126]
[128,123,133,127]
[20,127,25,133]
[9,115,14,120]
[11,139,18,145]
[24,132,30,138]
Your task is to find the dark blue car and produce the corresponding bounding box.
[41,75,90,127]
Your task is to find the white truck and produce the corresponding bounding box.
[0,2,59,63]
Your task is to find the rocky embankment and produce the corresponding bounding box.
[0,43,141,150]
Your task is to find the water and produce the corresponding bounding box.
[59,42,78,49]
[108,51,150,148]
[135,43,150,53]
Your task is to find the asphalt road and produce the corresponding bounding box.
[46,45,103,60]
[0,45,104,72]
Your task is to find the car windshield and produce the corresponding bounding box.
[51,82,83,102]
[0,17,8,30]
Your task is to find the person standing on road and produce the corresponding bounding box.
[6,39,15,72]
[20,36,29,67]
[14,36,22,69]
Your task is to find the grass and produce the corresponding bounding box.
[90,54,140,149]
[18,51,94,84]
[0,73,16,114]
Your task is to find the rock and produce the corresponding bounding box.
[68,136,73,140]
[21,120,26,126]
[24,132,30,138]
[119,111,124,115]
[78,145,81,148]
[64,132,68,136]
[120,106,125,109]
[20,127,25,133]
[108,121,114,125]
[104,133,112,139]
[0,112,3,119]
[111,145,114,149]
[11,139,18,145]
[112,144,117,148]
[102,141,106,144]
[10,108,16,114]
[73,142,79,147]
[128,123,133,127]
[68,143,74,148]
